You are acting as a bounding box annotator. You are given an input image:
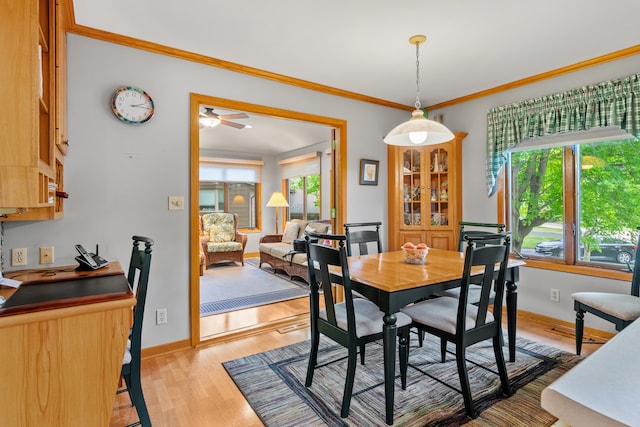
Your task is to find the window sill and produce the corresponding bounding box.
[516,257,633,281]
[238,228,262,234]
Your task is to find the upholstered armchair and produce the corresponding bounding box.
[200,213,248,271]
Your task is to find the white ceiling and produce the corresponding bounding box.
[73,0,639,154]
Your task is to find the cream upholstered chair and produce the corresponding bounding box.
[200,213,248,269]
[572,228,640,355]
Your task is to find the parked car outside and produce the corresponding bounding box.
[535,236,637,264]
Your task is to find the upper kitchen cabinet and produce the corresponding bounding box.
[388,132,467,251]
[0,0,67,221]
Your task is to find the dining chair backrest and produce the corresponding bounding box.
[343,222,382,257]
[457,233,510,336]
[305,234,358,340]
[458,221,506,252]
[126,236,154,370]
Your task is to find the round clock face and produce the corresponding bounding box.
[111,86,155,124]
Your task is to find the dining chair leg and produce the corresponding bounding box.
[440,338,447,362]
[340,346,358,418]
[455,344,477,419]
[359,344,366,364]
[119,373,135,407]
[493,334,511,397]
[305,330,320,386]
[125,369,152,427]
[575,310,585,355]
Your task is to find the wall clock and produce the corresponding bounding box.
[111,86,155,124]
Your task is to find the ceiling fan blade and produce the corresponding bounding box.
[220,120,246,129]
[218,113,249,120]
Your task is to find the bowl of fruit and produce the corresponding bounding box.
[401,242,429,264]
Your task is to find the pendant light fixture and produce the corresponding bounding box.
[384,35,454,146]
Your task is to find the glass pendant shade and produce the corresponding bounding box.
[200,117,221,128]
[384,109,454,146]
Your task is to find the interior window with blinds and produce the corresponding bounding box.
[199,158,263,229]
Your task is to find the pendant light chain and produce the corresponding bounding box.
[414,40,421,110]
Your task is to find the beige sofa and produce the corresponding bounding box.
[259,219,331,282]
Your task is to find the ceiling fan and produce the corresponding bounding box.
[199,107,249,129]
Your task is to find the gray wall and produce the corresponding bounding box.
[0,34,403,348]
[432,55,640,331]
[2,34,638,347]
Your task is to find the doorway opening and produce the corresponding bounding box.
[190,93,347,347]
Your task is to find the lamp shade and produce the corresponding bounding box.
[384,110,455,146]
[200,117,221,128]
[266,191,289,207]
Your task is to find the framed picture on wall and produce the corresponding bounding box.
[359,159,379,186]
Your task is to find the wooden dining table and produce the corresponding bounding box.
[339,248,524,425]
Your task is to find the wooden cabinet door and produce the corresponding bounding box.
[388,133,467,251]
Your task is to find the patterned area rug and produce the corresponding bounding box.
[200,259,309,317]
[223,334,582,426]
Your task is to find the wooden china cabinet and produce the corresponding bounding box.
[0,0,67,221]
[387,132,467,251]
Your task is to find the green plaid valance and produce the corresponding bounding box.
[486,73,640,196]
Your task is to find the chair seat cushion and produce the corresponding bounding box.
[572,292,640,321]
[206,241,243,253]
[401,296,494,335]
[259,242,288,256]
[122,339,132,365]
[438,284,495,304]
[319,298,412,338]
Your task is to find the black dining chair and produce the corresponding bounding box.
[401,233,512,418]
[572,228,640,355]
[438,222,507,304]
[457,222,506,252]
[304,233,412,419]
[117,236,154,427]
[343,222,382,256]
[343,221,382,359]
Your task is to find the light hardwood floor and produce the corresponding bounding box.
[111,297,602,427]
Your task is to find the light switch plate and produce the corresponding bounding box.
[168,196,184,211]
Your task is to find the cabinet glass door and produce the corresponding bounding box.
[428,146,450,226]
[401,149,424,226]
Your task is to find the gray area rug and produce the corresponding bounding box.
[223,334,582,426]
[200,259,309,316]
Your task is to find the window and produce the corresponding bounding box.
[287,175,320,221]
[279,152,321,221]
[199,158,263,229]
[505,136,640,268]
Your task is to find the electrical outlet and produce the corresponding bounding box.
[11,248,27,266]
[156,308,168,325]
[550,288,560,302]
[40,246,54,264]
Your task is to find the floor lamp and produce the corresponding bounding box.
[266,192,289,234]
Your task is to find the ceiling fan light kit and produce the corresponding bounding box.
[384,35,454,146]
